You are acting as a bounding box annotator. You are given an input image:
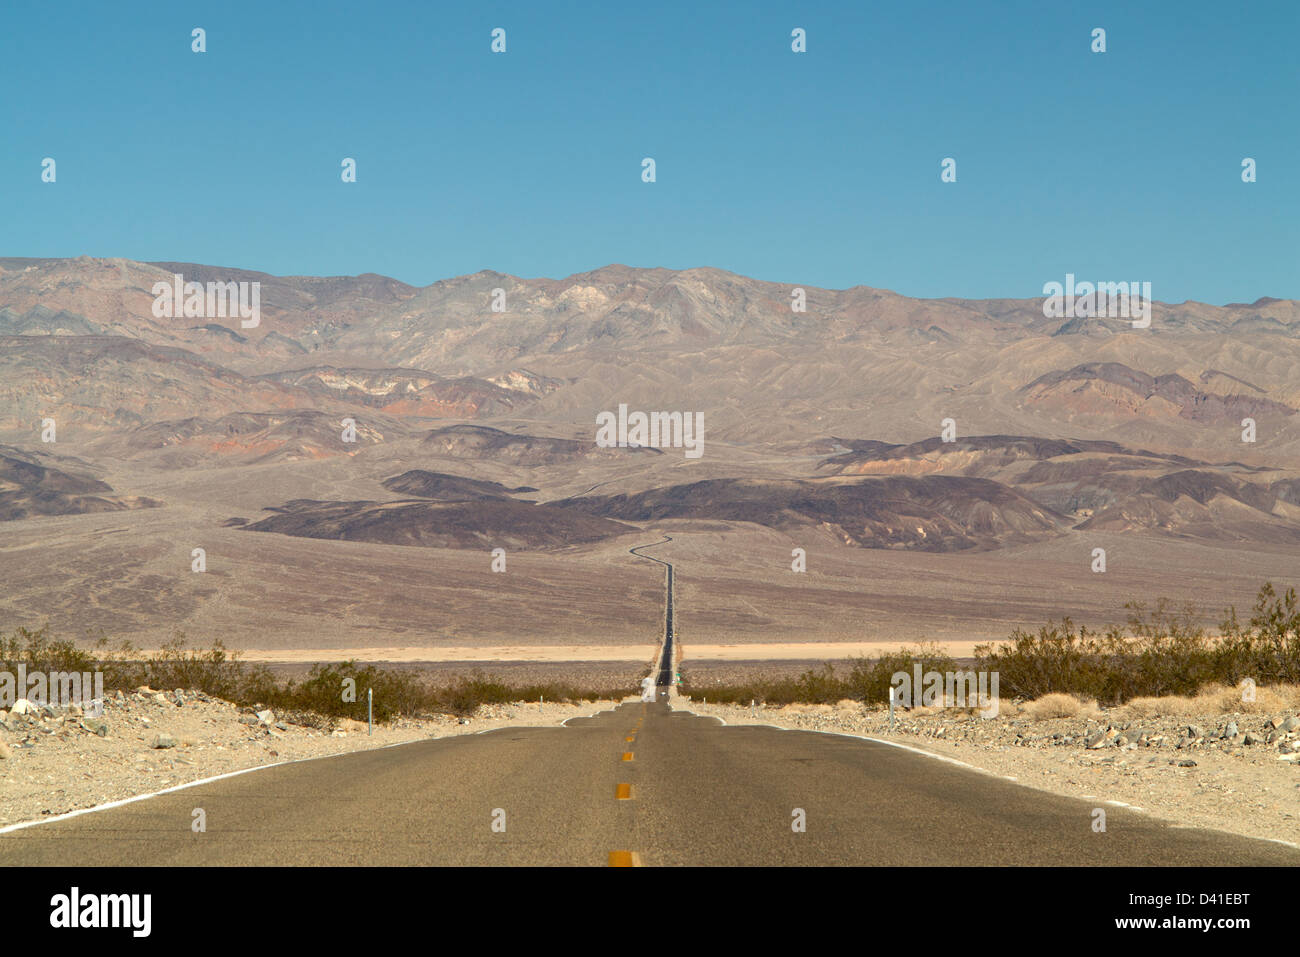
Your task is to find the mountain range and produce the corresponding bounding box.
[3,256,1300,647]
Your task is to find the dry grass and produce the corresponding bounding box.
[1021,693,1103,721]
[1119,682,1300,719]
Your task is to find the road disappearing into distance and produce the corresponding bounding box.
[2,538,1296,866]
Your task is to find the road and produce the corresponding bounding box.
[3,699,1298,865]
[629,536,675,687]
[2,538,1297,866]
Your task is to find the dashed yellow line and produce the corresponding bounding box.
[616,782,633,800]
[608,850,641,867]
[622,752,634,761]
[625,735,635,742]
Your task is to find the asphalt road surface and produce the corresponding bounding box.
[2,699,1298,866]
[628,536,675,686]
[5,538,1297,866]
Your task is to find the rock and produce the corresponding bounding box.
[1224,720,1239,739]
[10,698,36,716]
[1243,731,1263,746]
[1176,759,1198,768]
[256,709,275,726]
[152,694,168,707]
[151,733,178,749]
[1085,731,1109,749]
[79,717,108,737]
[1281,717,1300,733]
[1115,735,1129,747]
[1186,724,1204,740]
[172,690,185,707]
[1269,716,1285,730]
[238,714,258,726]
[274,721,288,731]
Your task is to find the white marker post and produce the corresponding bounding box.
[888,686,895,734]
[367,688,373,737]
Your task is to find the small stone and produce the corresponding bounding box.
[10,698,36,716]
[1186,725,1204,739]
[151,733,178,749]
[1224,721,1239,739]
[1085,731,1109,749]
[256,709,275,726]
[1281,717,1300,733]
[1176,759,1197,768]
[1243,731,1263,746]
[79,717,108,737]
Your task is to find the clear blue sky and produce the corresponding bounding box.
[3,0,1295,303]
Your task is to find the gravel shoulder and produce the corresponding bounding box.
[676,696,1300,848]
[0,689,625,829]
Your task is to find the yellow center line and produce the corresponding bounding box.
[608,850,641,867]
[616,782,633,800]
[622,752,634,761]
[625,735,635,742]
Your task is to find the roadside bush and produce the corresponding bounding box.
[0,627,632,724]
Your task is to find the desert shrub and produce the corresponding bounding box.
[680,644,959,707]
[140,635,246,700]
[0,624,97,674]
[841,644,959,705]
[1022,692,1101,720]
[1218,582,1300,685]
[1,627,632,723]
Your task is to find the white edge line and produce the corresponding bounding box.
[672,704,1300,854]
[1,704,626,835]
[669,702,991,773]
[0,736,424,836]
